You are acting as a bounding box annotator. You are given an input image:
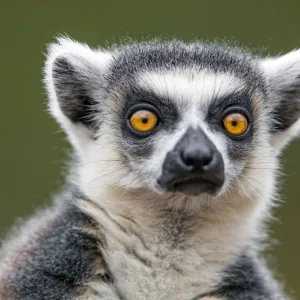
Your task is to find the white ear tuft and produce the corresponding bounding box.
[260,49,300,82]
[44,36,112,153]
[260,50,300,152]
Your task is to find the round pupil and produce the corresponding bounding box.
[142,117,148,124]
[231,120,238,126]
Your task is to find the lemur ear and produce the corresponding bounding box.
[44,37,112,152]
[260,50,300,152]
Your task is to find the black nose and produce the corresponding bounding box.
[181,145,214,170]
[158,127,225,196]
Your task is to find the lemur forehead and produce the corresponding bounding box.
[106,41,261,88]
[137,70,245,107]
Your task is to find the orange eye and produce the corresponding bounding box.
[129,110,158,133]
[223,113,248,136]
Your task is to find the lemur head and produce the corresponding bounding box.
[45,38,300,210]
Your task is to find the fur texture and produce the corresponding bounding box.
[1,37,300,299]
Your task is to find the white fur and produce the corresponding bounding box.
[77,191,263,299]
[260,50,300,152]
[139,70,244,107]
[44,37,112,155]
[261,49,300,82]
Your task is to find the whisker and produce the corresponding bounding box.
[78,159,122,167]
[165,194,176,201]
[106,170,131,190]
[88,166,127,183]
[243,167,275,170]
[242,177,264,199]
[246,161,277,164]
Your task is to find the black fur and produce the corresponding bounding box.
[198,251,283,300]
[207,88,255,160]
[262,65,300,132]
[120,86,179,158]
[0,200,111,300]
[271,77,300,132]
[52,57,101,130]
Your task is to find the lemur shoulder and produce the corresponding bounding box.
[1,37,299,299]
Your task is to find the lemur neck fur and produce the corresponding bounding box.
[78,185,267,256]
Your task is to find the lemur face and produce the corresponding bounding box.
[114,69,263,197]
[45,38,300,206]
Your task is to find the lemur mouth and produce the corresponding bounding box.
[169,176,218,196]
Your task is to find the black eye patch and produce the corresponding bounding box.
[122,87,179,126]
[206,89,255,160]
[207,89,253,119]
[120,86,179,157]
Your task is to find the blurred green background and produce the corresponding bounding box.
[0,0,299,297]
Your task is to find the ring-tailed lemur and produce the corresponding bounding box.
[0,37,299,300]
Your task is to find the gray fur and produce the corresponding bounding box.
[197,252,285,300]
[0,193,112,300]
[105,41,263,88]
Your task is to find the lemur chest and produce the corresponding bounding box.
[87,229,230,300]
[78,202,237,299]
[104,245,220,299]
